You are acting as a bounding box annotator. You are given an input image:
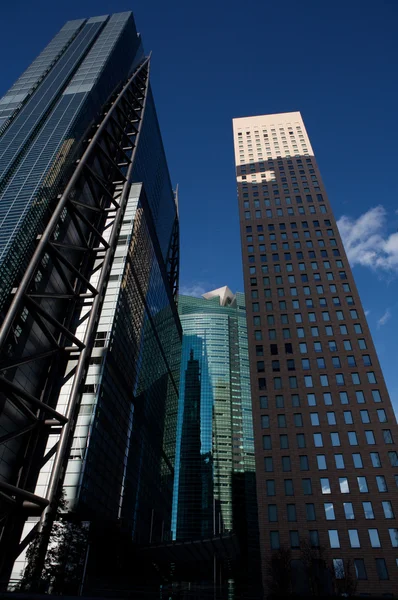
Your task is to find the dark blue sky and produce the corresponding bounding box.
[1,0,398,410]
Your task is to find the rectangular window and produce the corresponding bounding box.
[344,502,355,520]
[363,502,374,519]
[328,530,340,548]
[321,478,331,494]
[266,480,275,496]
[302,478,312,495]
[368,529,381,548]
[348,529,360,548]
[287,504,297,522]
[388,528,398,547]
[324,502,335,520]
[354,559,367,580]
[375,558,389,580]
[268,504,278,522]
[270,531,280,550]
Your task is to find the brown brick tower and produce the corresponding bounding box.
[233,112,398,596]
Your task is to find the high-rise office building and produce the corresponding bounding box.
[0,12,181,586]
[233,112,398,596]
[172,288,260,590]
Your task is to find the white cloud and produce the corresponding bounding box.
[337,206,398,273]
[377,308,391,328]
[364,309,371,317]
[179,282,208,297]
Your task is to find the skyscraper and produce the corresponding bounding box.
[0,12,181,587]
[172,288,260,591]
[233,112,398,595]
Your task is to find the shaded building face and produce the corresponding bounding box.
[0,12,181,583]
[233,112,398,596]
[176,350,203,540]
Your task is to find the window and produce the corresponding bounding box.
[261,415,269,428]
[376,475,388,492]
[357,476,368,492]
[268,504,278,522]
[351,373,360,385]
[294,413,303,427]
[274,377,282,390]
[339,391,349,404]
[336,374,345,386]
[277,414,287,427]
[300,455,309,471]
[339,477,349,493]
[331,432,341,447]
[266,479,275,496]
[383,501,394,519]
[335,454,345,469]
[353,453,363,468]
[310,413,320,426]
[348,431,358,446]
[307,393,316,406]
[287,504,297,522]
[356,391,365,404]
[368,529,381,548]
[328,530,340,548]
[280,434,289,449]
[348,529,360,548]
[305,376,313,388]
[320,374,329,387]
[344,411,353,424]
[263,435,272,450]
[321,478,331,494]
[270,531,280,550]
[372,390,382,403]
[290,530,300,549]
[375,558,389,580]
[333,559,345,580]
[324,502,335,520]
[309,530,319,547]
[297,433,306,448]
[370,452,381,468]
[377,408,387,422]
[354,559,367,580]
[363,501,374,519]
[367,371,377,384]
[388,528,398,547]
[302,478,312,495]
[306,504,316,521]
[284,479,294,496]
[265,457,273,472]
[383,429,394,444]
[327,412,336,425]
[313,433,323,447]
[282,456,291,471]
[388,451,398,467]
[365,430,375,445]
[323,393,332,405]
[344,502,355,520]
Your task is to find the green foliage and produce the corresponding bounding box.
[18,490,88,595]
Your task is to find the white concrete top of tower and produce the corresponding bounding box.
[202,286,235,307]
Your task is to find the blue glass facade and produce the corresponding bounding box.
[0,12,181,583]
[172,290,260,588]
[0,13,143,311]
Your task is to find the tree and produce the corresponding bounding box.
[265,547,292,598]
[332,558,357,597]
[18,490,89,594]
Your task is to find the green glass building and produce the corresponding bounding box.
[172,287,260,589]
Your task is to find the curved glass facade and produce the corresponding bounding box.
[172,290,259,586]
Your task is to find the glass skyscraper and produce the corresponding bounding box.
[0,12,181,587]
[233,112,398,596]
[172,287,260,590]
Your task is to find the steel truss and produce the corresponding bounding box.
[0,56,151,581]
